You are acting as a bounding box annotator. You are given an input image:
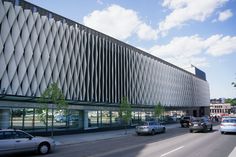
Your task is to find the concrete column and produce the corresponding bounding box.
[84,110,88,129]
[0,109,10,129]
[78,110,84,129]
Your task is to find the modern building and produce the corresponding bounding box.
[0,0,210,134]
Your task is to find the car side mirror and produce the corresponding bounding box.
[28,136,33,140]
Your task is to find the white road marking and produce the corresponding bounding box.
[160,146,184,157]
[228,146,236,157]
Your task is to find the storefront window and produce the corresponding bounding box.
[139,112,146,121]
[101,111,110,127]
[88,111,99,128]
[24,108,34,130]
[54,109,67,129]
[131,112,141,125]
[111,111,119,126]
[34,108,47,131]
[11,108,24,129]
[68,110,80,129]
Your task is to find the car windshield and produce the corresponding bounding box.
[222,119,236,123]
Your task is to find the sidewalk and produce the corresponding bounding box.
[53,123,180,146]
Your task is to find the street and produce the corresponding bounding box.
[4,125,236,157]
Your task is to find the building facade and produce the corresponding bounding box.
[0,0,210,133]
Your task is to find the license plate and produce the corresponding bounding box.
[194,124,198,126]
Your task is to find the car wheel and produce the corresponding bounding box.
[162,127,166,133]
[38,142,50,155]
[210,125,213,131]
[137,132,141,136]
[151,130,155,135]
[221,131,224,134]
[189,129,193,133]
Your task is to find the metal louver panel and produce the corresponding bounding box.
[0,0,210,107]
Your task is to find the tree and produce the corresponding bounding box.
[119,97,132,134]
[225,98,236,106]
[154,102,165,122]
[232,82,236,88]
[38,82,68,137]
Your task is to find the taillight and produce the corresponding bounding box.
[220,124,224,126]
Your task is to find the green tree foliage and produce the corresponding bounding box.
[119,97,132,134]
[39,82,68,110]
[230,76,236,106]
[225,98,236,106]
[37,82,68,136]
[232,82,236,87]
[154,102,165,120]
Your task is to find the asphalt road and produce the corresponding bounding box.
[4,125,236,157]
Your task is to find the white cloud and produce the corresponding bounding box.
[159,0,228,35]
[148,34,236,68]
[83,4,157,41]
[96,0,103,5]
[205,35,236,56]
[137,23,158,40]
[218,9,233,21]
[149,35,206,59]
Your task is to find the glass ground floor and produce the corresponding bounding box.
[0,100,209,134]
[0,106,156,131]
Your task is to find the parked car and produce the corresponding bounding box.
[220,117,236,134]
[54,114,79,123]
[180,116,195,127]
[189,117,213,133]
[0,129,55,155]
[136,121,166,135]
[54,115,67,122]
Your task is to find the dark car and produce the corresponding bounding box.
[189,117,213,133]
[180,116,195,127]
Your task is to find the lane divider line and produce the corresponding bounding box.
[160,146,184,157]
[228,146,236,157]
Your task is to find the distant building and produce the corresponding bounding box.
[210,99,231,116]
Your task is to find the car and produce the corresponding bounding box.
[54,114,79,123]
[180,116,195,127]
[189,117,213,133]
[136,121,166,135]
[54,115,67,122]
[220,117,236,134]
[0,129,56,155]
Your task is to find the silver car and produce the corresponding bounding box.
[0,129,56,155]
[136,121,166,135]
[220,117,236,134]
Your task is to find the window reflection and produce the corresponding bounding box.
[11,108,24,129]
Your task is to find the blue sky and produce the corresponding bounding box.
[26,0,236,99]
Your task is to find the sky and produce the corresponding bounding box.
[26,0,236,99]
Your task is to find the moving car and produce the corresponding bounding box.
[0,129,55,155]
[220,117,236,134]
[180,116,195,127]
[189,117,213,133]
[136,121,166,135]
